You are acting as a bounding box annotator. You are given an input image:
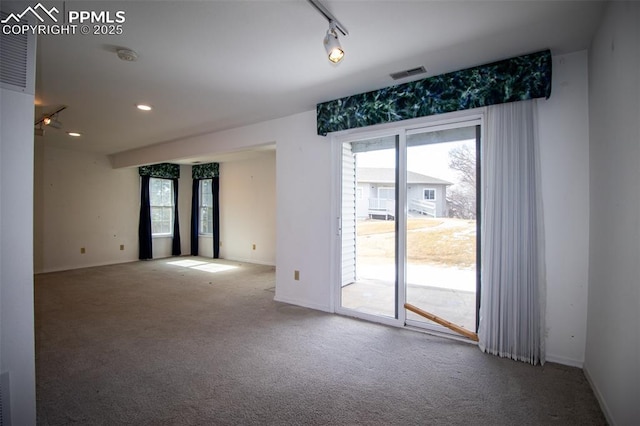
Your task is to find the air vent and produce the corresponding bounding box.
[0,9,35,94]
[1,371,10,426]
[390,66,427,81]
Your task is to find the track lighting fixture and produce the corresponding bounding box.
[324,21,344,63]
[43,116,62,129]
[307,0,348,64]
[34,106,74,136]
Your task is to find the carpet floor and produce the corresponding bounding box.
[35,257,606,425]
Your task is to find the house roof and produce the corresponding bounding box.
[357,168,452,185]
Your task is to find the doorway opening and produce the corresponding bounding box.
[338,118,481,337]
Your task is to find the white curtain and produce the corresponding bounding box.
[478,100,546,365]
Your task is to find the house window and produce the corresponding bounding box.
[423,188,436,200]
[200,179,213,235]
[378,187,395,200]
[150,178,173,236]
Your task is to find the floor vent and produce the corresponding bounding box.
[390,66,427,80]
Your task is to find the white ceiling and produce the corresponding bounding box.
[34,0,605,161]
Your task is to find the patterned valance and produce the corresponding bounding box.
[192,163,219,179]
[138,163,180,179]
[317,50,552,135]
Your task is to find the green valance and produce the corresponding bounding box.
[138,163,180,179]
[317,50,552,135]
[192,163,219,179]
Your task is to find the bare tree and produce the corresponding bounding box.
[447,144,476,219]
[448,144,476,187]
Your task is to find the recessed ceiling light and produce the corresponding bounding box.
[67,132,81,137]
[136,104,152,111]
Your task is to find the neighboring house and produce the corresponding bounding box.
[356,167,452,219]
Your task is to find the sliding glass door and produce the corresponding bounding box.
[404,125,479,332]
[340,135,398,319]
[338,118,481,336]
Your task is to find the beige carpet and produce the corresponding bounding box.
[35,257,606,425]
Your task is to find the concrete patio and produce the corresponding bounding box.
[341,262,477,332]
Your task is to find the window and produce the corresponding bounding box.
[423,188,435,200]
[150,178,173,236]
[200,179,213,234]
[378,187,395,200]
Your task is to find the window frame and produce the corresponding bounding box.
[149,177,174,237]
[423,188,436,201]
[199,178,213,236]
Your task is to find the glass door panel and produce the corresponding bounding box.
[340,136,398,318]
[405,126,479,332]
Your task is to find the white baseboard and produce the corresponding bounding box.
[34,259,139,274]
[34,255,273,275]
[273,295,332,313]
[222,256,275,267]
[583,364,616,426]
[545,353,584,368]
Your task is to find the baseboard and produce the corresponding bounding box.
[583,364,616,426]
[35,255,275,275]
[223,256,275,267]
[34,259,139,274]
[273,295,332,313]
[545,353,584,368]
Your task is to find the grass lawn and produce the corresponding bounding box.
[357,218,477,267]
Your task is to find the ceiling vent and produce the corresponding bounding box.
[0,10,36,94]
[390,66,427,81]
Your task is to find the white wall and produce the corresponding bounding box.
[218,152,276,265]
[34,144,139,272]
[1,88,37,424]
[274,113,334,311]
[586,2,640,425]
[537,50,591,367]
[34,145,192,273]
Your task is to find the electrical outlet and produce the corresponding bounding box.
[294,270,300,281]
[80,247,86,254]
[120,244,124,251]
[219,241,222,247]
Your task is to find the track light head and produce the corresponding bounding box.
[324,21,344,64]
[43,116,62,129]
